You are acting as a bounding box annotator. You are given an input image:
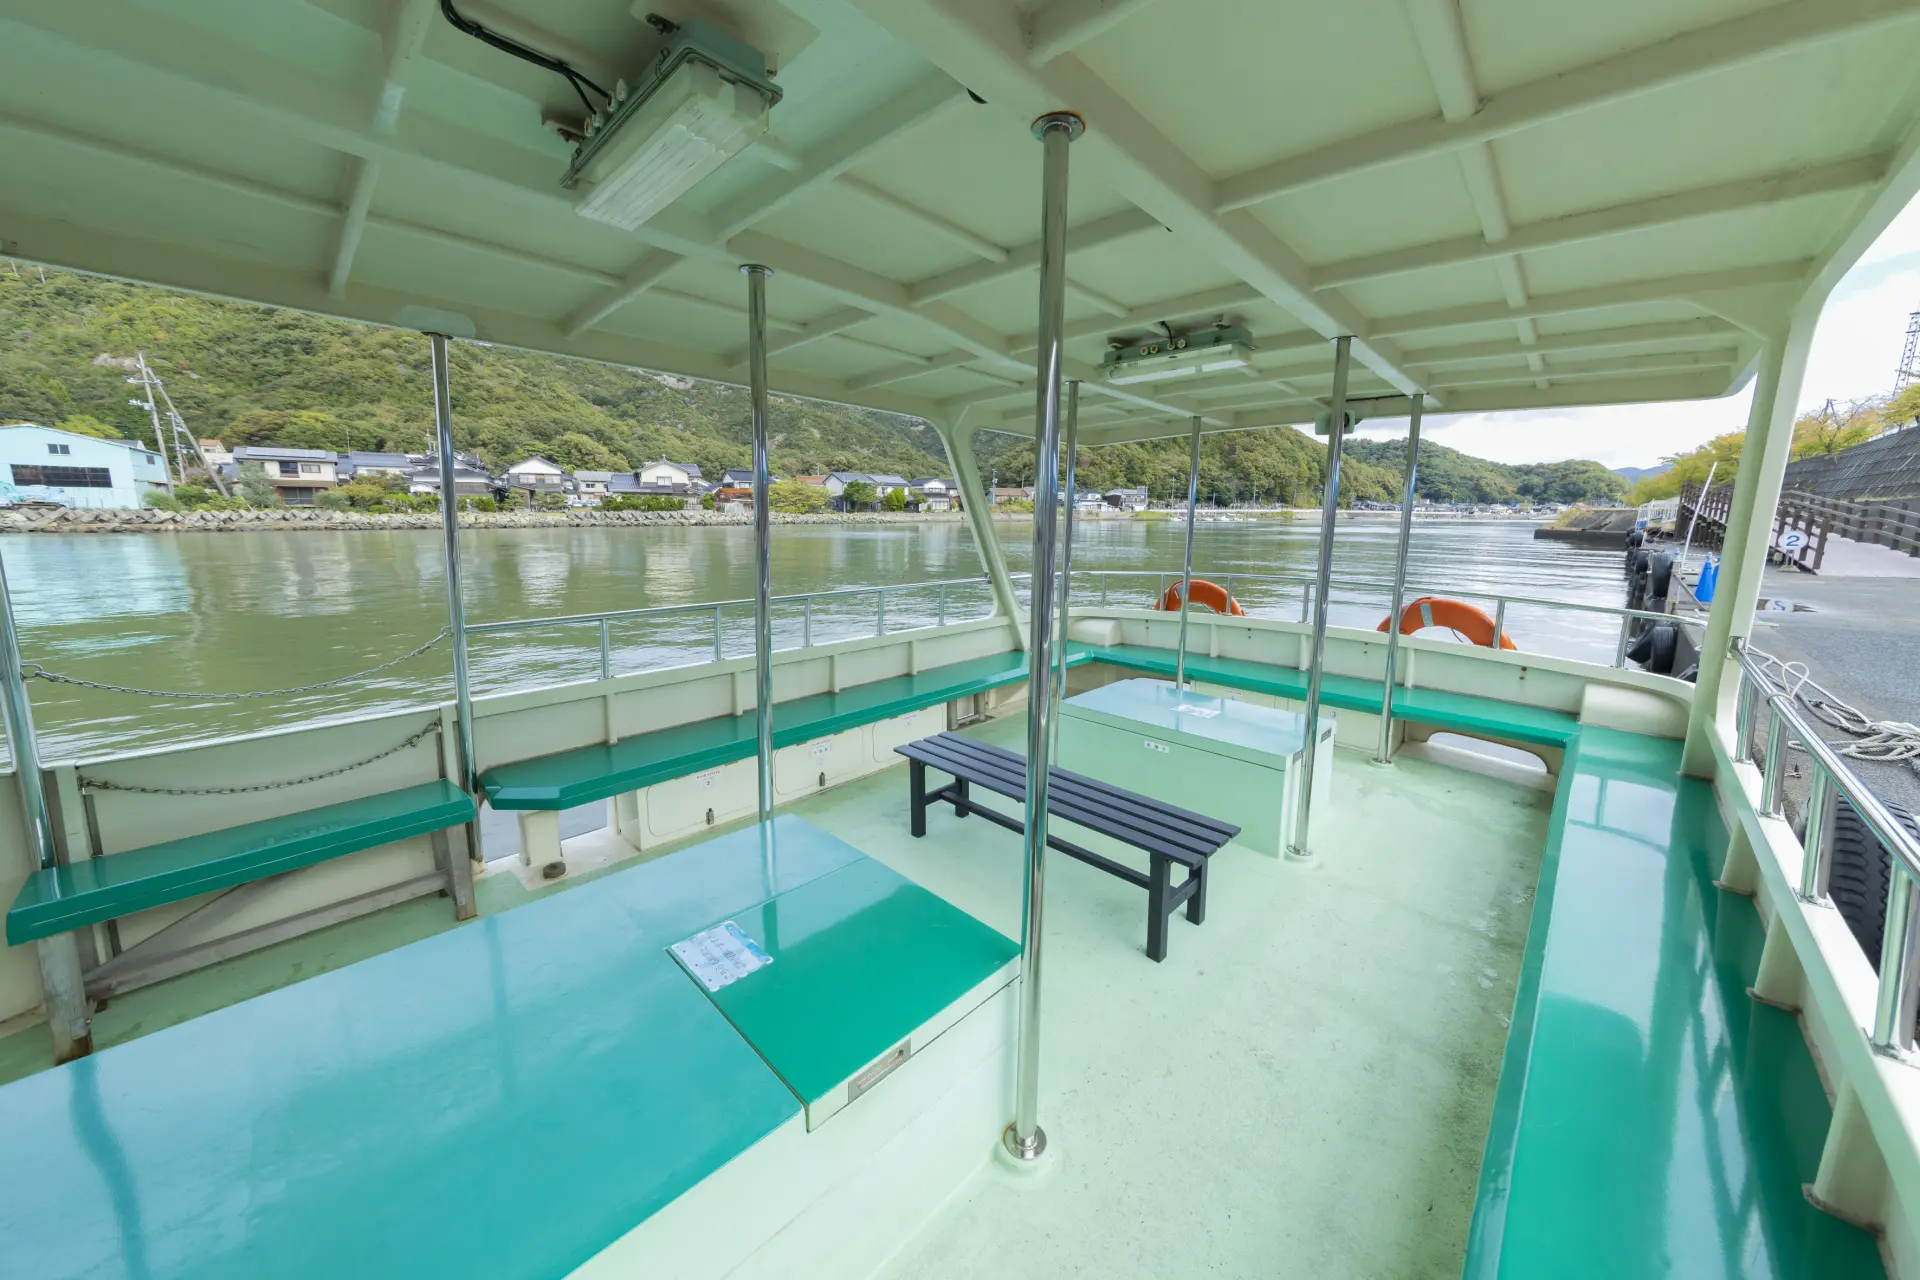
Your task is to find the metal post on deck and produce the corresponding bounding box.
[1007,109,1081,1166]
[1173,416,1202,690]
[1289,335,1352,862]
[1375,395,1422,764]
[743,264,776,824]
[430,334,478,800]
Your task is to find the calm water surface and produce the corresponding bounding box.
[4,517,1624,760]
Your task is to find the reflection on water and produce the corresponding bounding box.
[4,516,1625,761]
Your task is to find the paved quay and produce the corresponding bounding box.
[1741,565,1920,819]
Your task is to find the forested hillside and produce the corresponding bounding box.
[3,266,1625,504]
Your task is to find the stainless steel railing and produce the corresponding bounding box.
[463,575,997,680]
[1733,640,1920,1058]
[1013,568,1699,669]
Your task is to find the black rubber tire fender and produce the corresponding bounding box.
[1649,552,1674,599]
[1829,795,1920,970]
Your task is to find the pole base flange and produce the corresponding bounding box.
[995,1122,1056,1180]
[1284,845,1318,866]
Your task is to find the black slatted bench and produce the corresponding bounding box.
[895,731,1240,962]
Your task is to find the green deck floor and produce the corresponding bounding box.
[0,702,1886,1277]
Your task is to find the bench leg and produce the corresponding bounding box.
[37,931,92,1063]
[909,760,927,838]
[1146,853,1171,963]
[432,827,477,921]
[1186,858,1208,927]
[517,810,565,877]
[954,777,970,818]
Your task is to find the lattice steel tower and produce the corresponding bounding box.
[1899,309,1920,392]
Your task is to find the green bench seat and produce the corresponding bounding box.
[5,779,475,945]
[1076,643,1581,746]
[481,649,1042,810]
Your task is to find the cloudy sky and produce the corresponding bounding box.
[1347,197,1920,469]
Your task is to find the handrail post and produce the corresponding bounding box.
[598,618,612,681]
[876,588,886,636]
[1874,866,1920,1059]
[1376,395,1422,764]
[1614,614,1631,668]
[1173,415,1202,689]
[1734,664,1758,764]
[713,605,724,663]
[1761,698,1788,818]
[1798,764,1836,904]
[1289,335,1351,863]
[1100,571,1108,605]
[0,551,51,870]
[429,334,478,800]
[742,264,776,824]
[1006,109,1080,1166]
[937,584,947,627]
[802,596,813,648]
[1493,599,1507,650]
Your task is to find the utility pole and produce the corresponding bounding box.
[130,352,174,496]
[153,375,230,497]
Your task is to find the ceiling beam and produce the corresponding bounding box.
[836,174,1008,261]
[724,305,873,367]
[1405,318,1742,366]
[1422,349,1742,391]
[1368,260,1812,337]
[708,75,963,241]
[846,0,1429,398]
[1216,0,1920,211]
[327,0,436,298]
[845,350,977,390]
[1025,0,1163,65]
[1314,155,1888,289]
[562,251,684,337]
[1010,283,1265,357]
[907,208,1158,304]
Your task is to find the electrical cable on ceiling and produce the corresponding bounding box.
[439,0,610,118]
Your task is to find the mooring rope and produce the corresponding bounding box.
[22,628,451,701]
[1746,644,1920,775]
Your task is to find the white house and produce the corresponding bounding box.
[503,456,568,487]
[910,477,956,511]
[0,424,169,508]
[232,446,338,504]
[637,458,703,490]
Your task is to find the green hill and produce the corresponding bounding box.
[1,267,1625,506]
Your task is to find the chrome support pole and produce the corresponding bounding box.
[802,596,813,648]
[1376,396,1423,764]
[876,589,886,636]
[1493,599,1508,650]
[1173,415,1202,689]
[1734,667,1758,764]
[1797,764,1835,904]
[429,334,477,796]
[1289,335,1352,861]
[743,264,776,824]
[1873,866,1920,1058]
[1761,701,1788,818]
[0,549,53,870]
[1299,582,1311,624]
[598,618,612,680]
[937,584,947,627]
[1007,109,1081,1166]
[1615,614,1632,668]
[1100,572,1108,605]
[713,606,724,662]
[1051,382,1080,746]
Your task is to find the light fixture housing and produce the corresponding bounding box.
[564,20,782,230]
[1101,324,1256,385]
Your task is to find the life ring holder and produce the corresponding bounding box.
[1157,578,1247,616]
[1376,596,1518,650]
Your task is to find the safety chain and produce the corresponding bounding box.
[23,628,451,701]
[78,723,442,796]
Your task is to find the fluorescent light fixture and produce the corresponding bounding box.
[1101,324,1256,384]
[572,62,769,230]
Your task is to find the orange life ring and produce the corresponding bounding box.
[1158,578,1247,616]
[1376,596,1517,649]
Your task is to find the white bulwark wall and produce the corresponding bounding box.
[0,425,163,509]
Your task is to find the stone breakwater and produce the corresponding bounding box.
[0,507,970,534]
